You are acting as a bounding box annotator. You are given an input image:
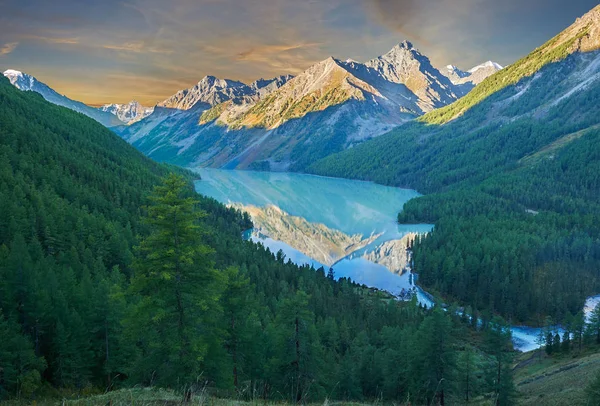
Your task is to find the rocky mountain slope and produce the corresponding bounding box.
[2,69,125,127]
[99,101,154,124]
[117,42,496,170]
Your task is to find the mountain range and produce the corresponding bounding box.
[310,4,600,187]
[3,42,501,171]
[114,41,500,170]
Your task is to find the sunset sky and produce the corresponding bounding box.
[1,0,597,105]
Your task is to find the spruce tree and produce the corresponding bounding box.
[588,303,600,344]
[127,174,223,389]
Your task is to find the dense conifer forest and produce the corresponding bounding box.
[0,76,518,404]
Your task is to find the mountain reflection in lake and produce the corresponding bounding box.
[194,168,433,305]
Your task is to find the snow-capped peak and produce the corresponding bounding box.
[468,61,503,73]
[99,100,154,125]
[3,69,24,78]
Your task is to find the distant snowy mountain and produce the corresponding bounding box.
[99,101,154,125]
[469,61,503,73]
[2,69,124,127]
[116,42,484,171]
[442,61,503,96]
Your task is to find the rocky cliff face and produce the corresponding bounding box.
[157,76,254,110]
[364,41,459,111]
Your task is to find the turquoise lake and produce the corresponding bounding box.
[193,168,433,305]
[193,168,432,239]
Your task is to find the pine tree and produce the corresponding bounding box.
[222,266,255,390]
[414,307,456,405]
[571,311,586,352]
[561,330,570,353]
[457,346,480,403]
[273,290,324,403]
[485,318,516,406]
[588,303,600,344]
[0,311,45,399]
[127,174,223,389]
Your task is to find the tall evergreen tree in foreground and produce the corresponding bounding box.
[127,174,223,389]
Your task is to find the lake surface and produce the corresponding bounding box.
[194,169,433,305]
[195,168,431,239]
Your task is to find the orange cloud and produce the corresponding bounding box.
[102,41,173,54]
[0,42,18,56]
[236,42,323,61]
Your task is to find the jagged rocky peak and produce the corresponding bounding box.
[157,75,254,110]
[365,41,458,110]
[249,75,294,97]
[365,40,447,84]
[442,61,502,91]
[251,75,293,91]
[446,65,469,77]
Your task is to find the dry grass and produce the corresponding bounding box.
[4,388,380,406]
[515,349,600,405]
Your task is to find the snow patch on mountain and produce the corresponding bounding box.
[441,61,503,96]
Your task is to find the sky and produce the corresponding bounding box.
[0,0,598,105]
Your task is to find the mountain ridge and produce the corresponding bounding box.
[2,69,125,127]
[116,41,498,170]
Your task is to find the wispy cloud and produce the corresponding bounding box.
[25,35,80,44]
[0,42,18,56]
[102,41,173,54]
[236,42,322,61]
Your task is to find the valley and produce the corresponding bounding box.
[3,1,600,404]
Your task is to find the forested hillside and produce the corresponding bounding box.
[308,43,600,323]
[0,76,516,404]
